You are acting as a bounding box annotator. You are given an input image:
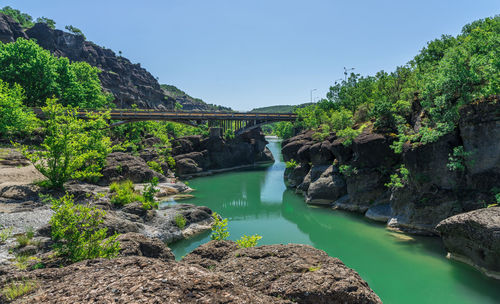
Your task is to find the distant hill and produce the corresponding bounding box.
[161,84,232,112]
[250,103,314,113]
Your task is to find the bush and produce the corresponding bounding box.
[147,160,164,175]
[142,177,159,210]
[385,165,410,189]
[109,180,142,206]
[0,80,37,138]
[174,214,187,229]
[339,164,358,176]
[49,194,119,263]
[18,100,112,189]
[210,212,229,241]
[236,234,262,248]
[285,159,298,169]
[447,146,475,172]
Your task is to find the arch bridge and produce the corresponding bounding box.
[34,108,298,136]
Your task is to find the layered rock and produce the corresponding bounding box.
[172,128,274,177]
[183,240,382,304]
[436,207,500,278]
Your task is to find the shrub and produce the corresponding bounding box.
[385,165,410,189]
[236,234,262,248]
[167,156,176,170]
[0,80,37,138]
[210,212,229,241]
[18,100,112,189]
[1,279,37,301]
[447,146,475,172]
[49,194,119,262]
[285,159,298,169]
[147,160,164,174]
[174,214,187,229]
[109,180,142,206]
[0,227,12,244]
[224,129,236,141]
[339,164,358,176]
[142,177,159,210]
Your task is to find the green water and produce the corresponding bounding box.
[169,139,500,304]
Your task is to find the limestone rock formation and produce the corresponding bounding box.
[100,152,167,185]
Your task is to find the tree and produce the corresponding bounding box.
[0,38,112,108]
[19,99,112,189]
[36,17,56,29]
[0,6,34,28]
[65,25,86,40]
[0,80,37,137]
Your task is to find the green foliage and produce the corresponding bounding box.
[142,177,159,210]
[0,227,12,244]
[0,38,111,107]
[336,125,365,146]
[174,214,187,229]
[0,6,34,28]
[285,159,298,169]
[147,160,164,174]
[166,156,176,170]
[49,194,119,263]
[339,165,358,176]
[385,165,410,189]
[16,227,34,248]
[18,100,112,189]
[1,279,37,301]
[224,129,235,141]
[0,80,37,137]
[65,25,86,40]
[274,121,295,139]
[36,17,56,29]
[236,234,262,248]
[447,146,475,172]
[109,180,142,206]
[210,212,229,241]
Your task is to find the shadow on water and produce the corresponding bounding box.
[169,138,500,304]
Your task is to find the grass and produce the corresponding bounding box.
[16,227,35,248]
[0,227,12,244]
[308,264,321,272]
[1,279,37,301]
[109,180,143,206]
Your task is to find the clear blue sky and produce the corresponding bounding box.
[4,0,499,111]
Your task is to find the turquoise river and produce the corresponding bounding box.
[168,139,500,304]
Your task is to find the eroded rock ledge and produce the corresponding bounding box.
[2,240,381,304]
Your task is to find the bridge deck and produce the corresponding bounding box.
[96,110,297,121]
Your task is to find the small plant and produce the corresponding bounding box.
[49,194,120,262]
[210,212,229,241]
[109,180,142,206]
[236,234,262,248]
[0,227,12,244]
[1,279,37,301]
[147,160,164,175]
[447,146,475,172]
[285,159,298,169]
[16,234,30,248]
[308,264,321,272]
[14,255,39,270]
[224,129,235,141]
[385,165,410,189]
[167,156,176,170]
[32,262,45,269]
[174,214,187,229]
[339,164,358,176]
[142,177,160,210]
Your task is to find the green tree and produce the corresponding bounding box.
[65,25,86,40]
[0,80,37,137]
[0,6,34,28]
[0,38,111,108]
[36,17,56,29]
[19,99,112,189]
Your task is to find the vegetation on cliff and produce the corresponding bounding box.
[279,15,499,147]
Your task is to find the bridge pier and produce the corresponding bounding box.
[209,127,223,138]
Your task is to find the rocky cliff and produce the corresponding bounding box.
[161,84,232,111]
[0,13,175,109]
[282,97,500,235]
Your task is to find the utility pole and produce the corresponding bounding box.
[310,88,317,103]
[344,67,355,81]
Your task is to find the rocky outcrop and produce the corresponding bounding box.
[100,152,167,185]
[116,232,175,261]
[183,240,382,304]
[0,13,28,43]
[172,128,274,177]
[161,84,232,112]
[436,207,500,278]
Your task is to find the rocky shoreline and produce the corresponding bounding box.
[281,98,500,277]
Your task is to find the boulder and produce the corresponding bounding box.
[285,163,310,188]
[365,203,392,222]
[436,207,500,276]
[282,140,312,162]
[175,158,202,176]
[310,141,335,165]
[351,131,399,169]
[116,232,175,261]
[100,152,166,184]
[184,241,382,304]
[0,184,39,201]
[306,165,347,205]
[344,168,389,212]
